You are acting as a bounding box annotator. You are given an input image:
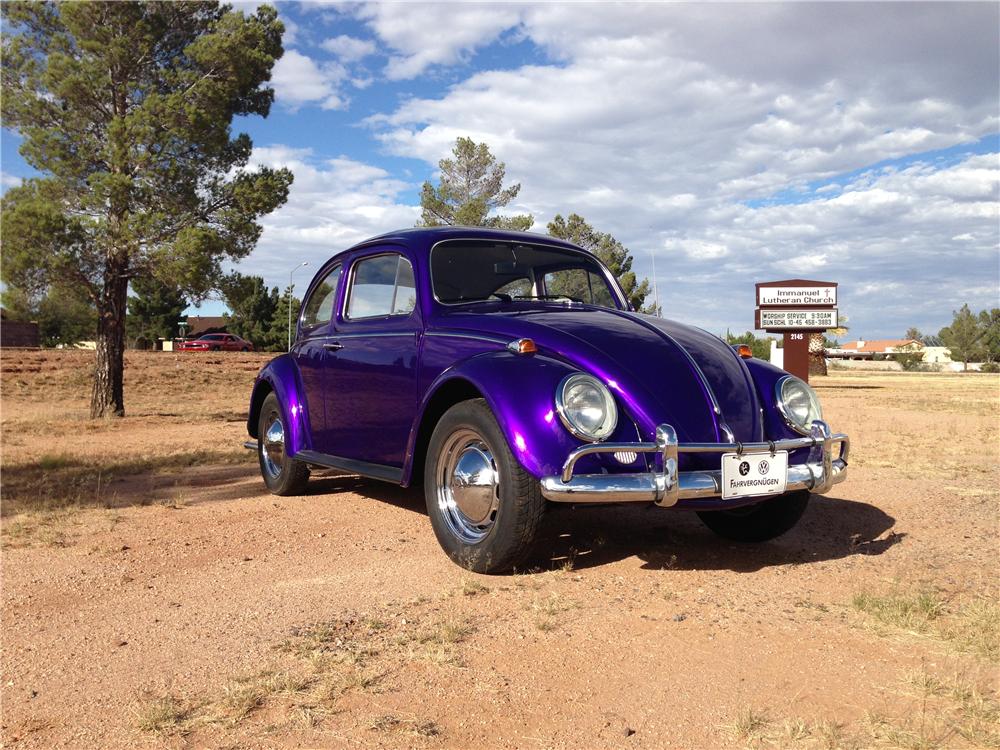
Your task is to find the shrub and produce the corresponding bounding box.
[979,362,999,373]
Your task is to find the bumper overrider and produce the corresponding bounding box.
[540,420,849,507]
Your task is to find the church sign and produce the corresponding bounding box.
[757,285,837,306]
[755,279,839,383]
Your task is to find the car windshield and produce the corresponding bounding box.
[200,334,224,340]
[430,240,622,310]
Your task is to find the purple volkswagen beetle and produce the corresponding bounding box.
[246,228,849,573]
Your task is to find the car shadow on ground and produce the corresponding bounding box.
[313,475,901,575]
[526,494,902,573]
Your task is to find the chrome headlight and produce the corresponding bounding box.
[556,373,618,442]
[776,375,823,434]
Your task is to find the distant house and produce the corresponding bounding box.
[0,309,40,348]
[828,339,952,364]
[183,316,228,338]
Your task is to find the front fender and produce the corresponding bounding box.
[404,350,643,485]
[246,354,312,456]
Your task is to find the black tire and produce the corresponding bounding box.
[241,347,250,352]
[424,399,545,574]
[696,490,810,542]
[257,392,310,496]
[212,345,220,351]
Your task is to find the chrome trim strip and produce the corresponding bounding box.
[541,459,849,504]
[423,330,509,345]
[300,332,417,342]
[542,419,849,506]
[655,327,724,419]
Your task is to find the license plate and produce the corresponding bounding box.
[721,451,788,499]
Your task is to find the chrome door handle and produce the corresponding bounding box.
[323,342,344,351]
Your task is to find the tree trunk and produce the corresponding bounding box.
[90,268,129,418]
[808,332,828,376]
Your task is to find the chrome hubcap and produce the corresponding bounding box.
[261,414,284,479]
[435,429,500,544]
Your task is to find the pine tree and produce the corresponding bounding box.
[127,278,187,348]
[419,137,532,230]
[940,304,985,370]
[219,272,279,348]
[547,213,651,311]
[1,2,292,416]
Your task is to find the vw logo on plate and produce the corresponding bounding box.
[738,461,750,476]
[759,459,770,475]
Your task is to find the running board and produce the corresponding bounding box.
[291,450,403,484]
[241,441,403,484]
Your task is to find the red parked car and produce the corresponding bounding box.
[178,333,254,352]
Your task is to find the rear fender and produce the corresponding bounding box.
[246,354,312,456]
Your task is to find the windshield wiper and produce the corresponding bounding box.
[514,294,584,303]
[441,293,513,304]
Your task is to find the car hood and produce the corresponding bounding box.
[436,306,764,444]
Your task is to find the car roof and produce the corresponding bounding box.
[340,226,585,258]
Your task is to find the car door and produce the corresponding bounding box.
[322,250,420,468]
[294,263,343,454]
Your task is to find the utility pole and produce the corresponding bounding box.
[288,261,309,351]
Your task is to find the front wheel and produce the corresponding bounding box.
[696,490,810,542]
[257,392,310,495]
[424,399,545,574]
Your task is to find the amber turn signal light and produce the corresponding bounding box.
[508,338,538,355]
[736,344,753,358]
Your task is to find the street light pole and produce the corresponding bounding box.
[288,261,309,351]
[649,249,661,317]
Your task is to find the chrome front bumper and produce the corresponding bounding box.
[540,420,849,507]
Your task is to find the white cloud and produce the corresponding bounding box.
[356,4,523,79]
[362,3,998,336]
[1,172,23,190]
[321,34,377,62]
[239,146,419,283]
[271,50,348,111]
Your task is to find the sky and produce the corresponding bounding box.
[2,1,998,339]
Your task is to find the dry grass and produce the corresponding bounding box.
[1,449,247,516]
[722,671,1000,749]
[526,591,578,631]
[134,694,199,735]
[723,707,771,746]
[852,589,945,634]
[136,604,470,737]
[852,587,999,663]
[459,577,490,596]
[2,349,265,522]
[817,372,999,484]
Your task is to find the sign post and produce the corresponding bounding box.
[755,279,838,383]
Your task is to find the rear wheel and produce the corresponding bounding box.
[424,399,545,573]
[257,392,310,495]
[696,490,810,542]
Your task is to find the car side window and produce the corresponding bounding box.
[347,254,416,320]
[301,264,342,331]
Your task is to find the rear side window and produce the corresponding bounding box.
[347,254,416,319]
[301,264,342,330]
